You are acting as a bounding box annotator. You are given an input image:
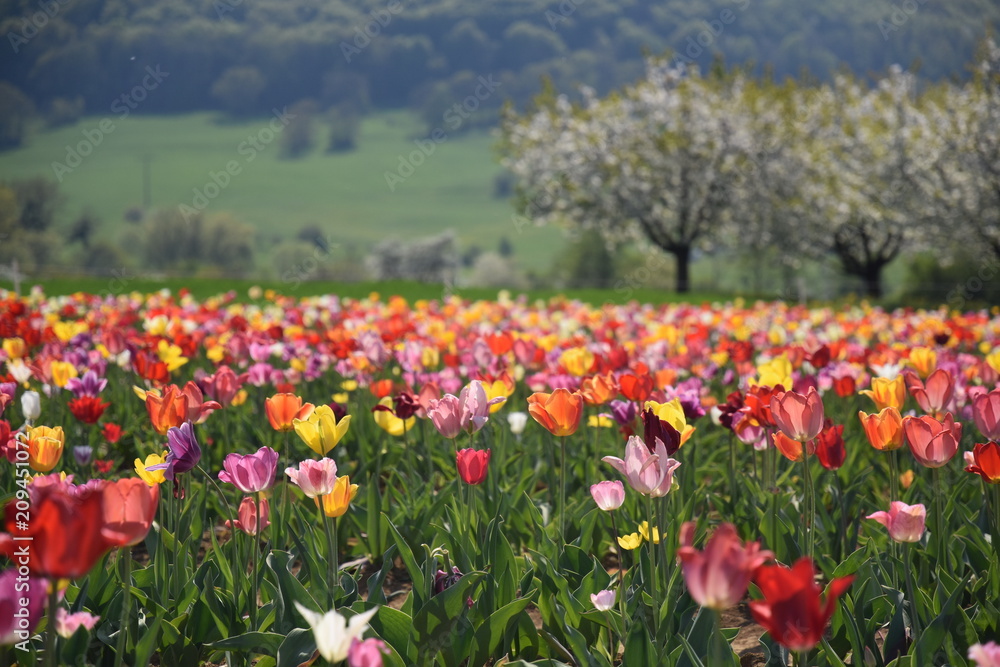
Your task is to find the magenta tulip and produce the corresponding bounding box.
[219,446,279,493]
[677,522,774,610]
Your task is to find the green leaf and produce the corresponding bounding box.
[623,619,656,665]
[275,628,317,667]
[833,546,870,578]
[912,573,972,659]
[205,631,284,656]
[132,616,162,667]
[470,596,536,666]
[367,604,413,662]
[412,571,485,661]
[383,512,426,609]
[266,551,320,635]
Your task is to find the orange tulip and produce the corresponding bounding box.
[265,393,316,431]
[858,407,904,451]
[143,385,188,435]
[772,431,815,462]
[527,389,584,436]
[859,376,905,412]
[101,478,159,547]
[580,373,618,405]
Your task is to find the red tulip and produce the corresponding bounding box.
[815,420,846,470]
[966,441,1000,483]
[68,396,110,424]
[749,558,854,652]
[456,448,491,485]
[102,422,123,444]
[618,373,653,402]
[0,479,118,579]
[902,413,962,468]
[770,388,825,442]
[832,376,856,398]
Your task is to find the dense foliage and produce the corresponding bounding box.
[0,0,997,124]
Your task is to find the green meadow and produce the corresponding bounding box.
[0,110,565,270]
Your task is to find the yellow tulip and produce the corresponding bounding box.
[908,347,937,378]
[2,337,26,359]
[49,361,78,389]
[27,426,65,472]
[372,397,414,436]
[559,347,594,377]
[637,521,661,544]
[754,354,793,389]
[617,532,643,550]
[484,377,514,414]
[135,451,169,486]
[986,348,1000,376]
[588,414,614,428]
[644,398,696,445]
[293,405,352,456]
[156,340,188,372]
[317,475,359,518]
[859,376,905,411]
[340,380,359,392]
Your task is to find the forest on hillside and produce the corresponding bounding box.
[1,0,997,133]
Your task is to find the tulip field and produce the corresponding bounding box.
[2,289,1000,667]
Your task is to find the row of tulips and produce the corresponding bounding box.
[0,289,999,665]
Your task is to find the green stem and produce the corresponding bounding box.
[801,444,814,561]
[559,438,567,551]
[888,449,900,503]
[932,467,945,571]
[250,494,261,629]
[325,513,339,605]
[44,584,59,667]
[709,609,731,666]
[904,542,922,662]
[608,511,627,647]
[115,549,133,666]
[646,494,660,639]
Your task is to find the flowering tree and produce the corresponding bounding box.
[501,64,746,293]
[792,67,940,298]
[925,40,1000,259]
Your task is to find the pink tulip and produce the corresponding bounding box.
[347,637,390,667]
[969,641,1000,667]
[603,435,681,498]
[770,388,825,442]
[0,568,47,644]
[286,458,339,498]
[677,522,774,610]
[200,365,248,407]
[226,496,270,536]
[906,369,954,415]
[973,389,1000,442]
[902,414,962,468]
[590,589,616,611]
[590,480,625,511]
[428,395,462,439]
[219,446,279,493]
[458,380,505,435]
[55,607,100,638]
[866,501,926,543]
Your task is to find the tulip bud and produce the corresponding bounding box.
[21,390,41,421]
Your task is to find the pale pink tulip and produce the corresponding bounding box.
[589,480,625,511]
[590,589,616,611]
[603,435,681,498]
[286,458,339,498]
[866,501,926,543]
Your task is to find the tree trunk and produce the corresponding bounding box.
[864,263,883,299]
[674,245,691,293]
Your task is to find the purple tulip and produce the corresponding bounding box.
[65,370,108,398]
[608,399,637,426]
[73,446,93,466]
[149,422,203,481]
[0,568,47,644]
[219,446,279,493]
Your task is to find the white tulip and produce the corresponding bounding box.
[294,602,378,663]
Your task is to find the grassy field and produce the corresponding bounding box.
[0,110,564,270]
[3,275,737,306]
